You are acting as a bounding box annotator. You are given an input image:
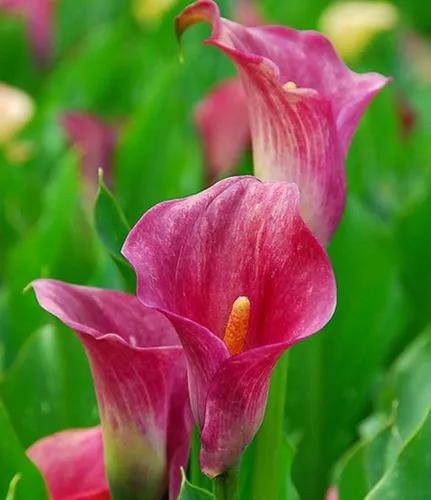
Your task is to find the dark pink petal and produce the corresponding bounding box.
[176,0,389,243]
[201,343,288,476]
[123,176,336,473]
[0,0,53,66]
[32,280,190,499]
[61,112,118,199]
[27,427,110,500]
[195,78,249,184]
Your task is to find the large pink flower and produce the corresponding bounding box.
[32,281,192,499]
[180,0,388,244]
[27,427,110,500]
[123,176,336,477]
[0,0,53,66]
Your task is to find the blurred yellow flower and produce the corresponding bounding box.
[319,1,399,61]
[0,83,34,145]
[133,0,177,24]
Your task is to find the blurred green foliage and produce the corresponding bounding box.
[0,0,431,498]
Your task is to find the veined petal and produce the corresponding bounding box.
[195,78,249,184]
[165,314,229,428]
[123,176,336,471]
[176,0,389,243]
[32,280,190,500]
[61,112,118,199]
[27,427,109,500]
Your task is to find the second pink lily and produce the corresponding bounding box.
[183,0,389,244]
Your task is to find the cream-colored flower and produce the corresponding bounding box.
[0,83,34,144]
[133,0,177,24]
[319,2,399,61]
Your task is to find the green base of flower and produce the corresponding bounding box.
[212,466,239,500]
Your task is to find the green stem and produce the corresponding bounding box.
[212,466,239,500]
[250,353,289,499]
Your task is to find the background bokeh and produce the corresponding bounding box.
[1,0,431,498]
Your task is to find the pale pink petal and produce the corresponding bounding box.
[27,427,110,500]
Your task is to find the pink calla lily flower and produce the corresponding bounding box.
[195,78,249,184]
[180,0,389,244]
[32,281,192,499]
[27,427,110,500]
[61,112,119,200]
[123,176,336,477]
[0,0,53,66]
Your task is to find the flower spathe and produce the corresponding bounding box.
[61,112,119,200]
[123,176,336,477]
[177,0,389,244]
[27,427,110,500]
[32,281,192,499]
[195,78,249,184]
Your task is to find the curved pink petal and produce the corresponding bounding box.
[27,427,110,500]
[176,0,389,244]
[123,176,336,474]
[201,343,290,476]
[195,78,249,184]
[0,0,53,66]
[61,112,118,199]
[32,280,191,499]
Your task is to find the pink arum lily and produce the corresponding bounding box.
[32,281,192,500]
[178,0,389,244]
[0,0,53,66]
[61,112,119,200]
[195,78,249,184]
[27,427,110,500]
[122,176,336,478]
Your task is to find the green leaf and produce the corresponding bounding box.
[1,152,96,365]
[94,172,135,292]
[0,400,47,499]
[366,406,431,499]
[0,324,97,448]
[332,328,431,498]
[178,469,213,500]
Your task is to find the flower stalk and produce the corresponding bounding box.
[213,465,240,500]
[251,354,289,499]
